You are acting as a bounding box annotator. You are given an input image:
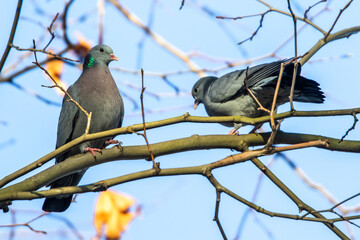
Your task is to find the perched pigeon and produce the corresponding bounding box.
[192,59,325,134]
[42,45,124,212]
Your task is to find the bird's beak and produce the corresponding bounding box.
[109,54,118,61]
[194,99,200,110]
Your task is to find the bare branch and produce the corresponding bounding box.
[108,0,206,77]
[10,43,79,62]
[324,0,353,41]
[139,69,159,169]
[43,13,59,50]
[0,0,23,73]
[247,147,348,239]
[300,26,360,65]
[0,212,48,234]
[339,112,358,143]
[179,0,185,10]
[212,190,227,240]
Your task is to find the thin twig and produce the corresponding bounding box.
[280,152,360,220]
[62,0,75,48]
[339,112,358,143]
[139,69,158,170]
[32,40,92,134]
[0,212,49,234]
[304,0,327,19]
[245,145,349,239]
[43,13,59,50]
[97,0,105,44]
[239,12,267,45]
[179,0,185,10]
[244,67,270,113]
[213,189,228,240]
[265,120,283,150]
[300,26,360,65]
[324,0,353,41]
[269,62,285,129]
[11,81,62,107]
[256,0,327,34]
[288,62,298,111]
[287,1,298,111]
[108,0,205,77]
[0,0,23,73]
[10,44,79,62]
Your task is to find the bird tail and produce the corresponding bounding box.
[294,76,325,103]
[42,172,83,212]
[42,193,73,213]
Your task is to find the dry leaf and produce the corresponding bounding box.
[45,50,67,96]
[73,33,92,60]
[93,190,137,240]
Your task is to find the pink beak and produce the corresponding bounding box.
[194,100,199,110]
[109,54,118,61]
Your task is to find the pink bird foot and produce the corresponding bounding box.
[104,139,122,147]
[227,129,239,135]
[84,147,102,157]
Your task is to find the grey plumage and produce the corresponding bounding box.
[42,45,124,212]
[192,59,325,133]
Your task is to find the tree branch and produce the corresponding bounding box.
[0,0,23,73]
[0,108,359,188]
[0,133,355,199]
[300,26,360,65]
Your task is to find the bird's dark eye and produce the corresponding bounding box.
[99,48,104,52]
[194,88,198,93]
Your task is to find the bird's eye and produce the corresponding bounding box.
[194,88,198,93]
[99,48,104,52]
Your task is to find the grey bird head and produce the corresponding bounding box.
[192,76,217,109]
[83,44,118,69]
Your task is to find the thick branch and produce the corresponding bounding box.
[0,132,358,198]
[0,108,359,188]
[300,26,360,65]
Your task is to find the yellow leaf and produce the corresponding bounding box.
[73,33,92,60]
[94,190,137,240]
[45,51,67,96]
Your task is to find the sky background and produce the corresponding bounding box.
[0,0,360,239]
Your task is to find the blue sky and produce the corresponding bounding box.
[0,0,360,239]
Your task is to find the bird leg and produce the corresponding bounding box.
[103,139,122,148]
[227,129,239,135]
[249,123,263,134]
[84,147,102,157]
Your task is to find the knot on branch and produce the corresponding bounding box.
[183,112,190,119]
[0,201,11,213]
[152,163,161,175]
[92,181,108,192]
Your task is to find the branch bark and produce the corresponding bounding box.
[0,108,359,188]
[0,132,358,200]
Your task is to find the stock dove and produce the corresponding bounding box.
[42,45,124,212]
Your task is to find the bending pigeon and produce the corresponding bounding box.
[192,59,325,134]
[42,45,124,212]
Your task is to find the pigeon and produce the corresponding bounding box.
[42,45,124,212]
[192,59,325,134]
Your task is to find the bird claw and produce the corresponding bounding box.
[84,147,102,157]
[227,129,239,135]
[249,123,263,134]
[104,139,122,148]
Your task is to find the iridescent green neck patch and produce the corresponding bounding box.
[87,57,95,68]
